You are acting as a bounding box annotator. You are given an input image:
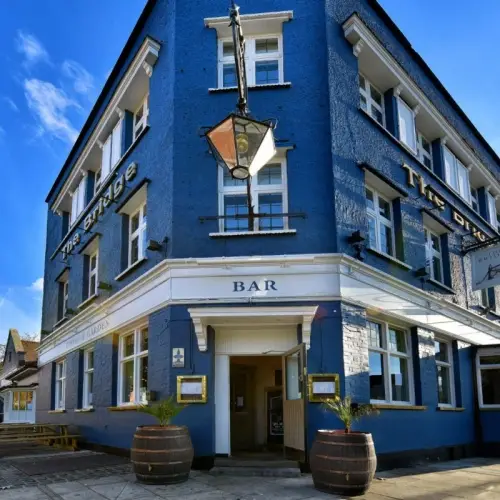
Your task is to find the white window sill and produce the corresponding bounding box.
[78,293,99,310]
[366,247,412,271]
[115,257,148,281]
[371,403,426,410]
[48,409,66,414]
[427,278,455,294]
[209,82,292,93]
[75,407,94,413]
[53,316,69,329]
[437,406,464,412]
[479,406,500,411]
[209,229,297,238]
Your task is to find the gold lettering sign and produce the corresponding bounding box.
[402,163,486,241]
[62,162,139,258]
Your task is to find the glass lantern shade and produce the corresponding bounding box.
[206,113,277,179]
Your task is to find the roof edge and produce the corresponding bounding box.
[45,0,158,204]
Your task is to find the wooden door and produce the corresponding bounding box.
[282,344,306,460]
[230,364,255,452]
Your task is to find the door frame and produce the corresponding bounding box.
[282,343,307,460]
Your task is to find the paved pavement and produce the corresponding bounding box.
[0,456,499,499]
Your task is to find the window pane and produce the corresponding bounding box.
[87,350,94,370]
[437,365,451,405]
[365,189,375,211]
[388,328,406,353]
[257,165,282,185]
[223,168,246,187]
[367,321,383,348]
[88,372,94,405]
[130,236,139,264]
[256,38,278,54]
[90,255,97,271]
[19,392,27,411]
[432,257,442,283]
[435,341,449,363]
[369,351,386,401]
[378,197,391,220]
[371,105,383,126]
[224,195,249,232]
[141,328,149,352]
[255,61,279,85]
[90,275,97,296]
[123,334,134,357]
[12,392,19,411]
[390,356,410,402]
[398,100,416,151]
[480,355,500,365]
[423,156,432,169]
[379,224,393,255]
[122,360,134,403]
[367,215,377,250]
[259,193,283,231]
[370,85,382,106]
[360,94,367,112]
[26,392,33,410]
[359,74,366,90]
[222,41,234,57]
[223,64,237,87]
[285,352,301,400]
[139,356,148,404]
[481,368,500,405]
[131,213,140,233]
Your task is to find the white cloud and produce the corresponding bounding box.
[4,97,19,112]
[62,60,94,95]
[15,30,50,67]
[30,278,44,292]
[24,78,80,144]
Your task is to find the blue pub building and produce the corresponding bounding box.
[39,0,500,469]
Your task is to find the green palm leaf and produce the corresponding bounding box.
[137,396,186,426]
[322,396,379,433]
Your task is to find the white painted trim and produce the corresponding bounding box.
[476,347,500,409]
[205,11,293,30]
[343,14,500,200]
[209,230,297,238]
[215,354,230,454]
[435,336,456,408]
[51,38,160,213]
[38,254,500,365]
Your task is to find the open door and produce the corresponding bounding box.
[282,343,306,461]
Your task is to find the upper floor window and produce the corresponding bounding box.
[133,95,149,141]
[417,132,433,170]
[118,327,148,406]
[359,74,384,126]
[89,251,98,298]
[218,36,283,88]
[470,187,479,213]
[486,191,498,229]
[435,338,455,407]
[129,203,147,266]
[443,146,470,203]
[218,159,288,233]
[368,320,413,405]
[365,186,395,257]
[62,280,69,317]
[397,98,417,152]
[83,348,94,409]
[477,350,500,408]
[101,119,123,183]
[55,359,66,410]
[70,175,87,227]
[424,227,443,283]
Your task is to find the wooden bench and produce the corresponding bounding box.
[0,424,80,450]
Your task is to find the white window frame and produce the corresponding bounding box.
[443,146,471,203]
[129,203,147,266]
[359,74,385,127]
[476,349,500,409]
[368,320,414,405]
[218,158,288,233]
[486,191,498,229]
[55,359,66,410]
[69,174,87,227]
[133,95,149,141]
[82,348,94,409]
[100,118,123,183]
[365,185,396,257]
[118,326,149,406]
[94,169,102,195]
[470,187,479,213]
[218,34,284,88]
[88,251,98,298]
[424,226,444,283]
[62,280,69,317]
[397,97,417,152]
[435,337,455,408]
[417,131,433,170]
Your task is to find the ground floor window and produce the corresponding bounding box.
[118,327,148,405]
[55,359,66,410]
[435,338,455,407]
[477,350,500,408]
[83,348,94,408]
[11,391,34,411]
[367,319,413,405]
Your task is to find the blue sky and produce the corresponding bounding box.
[0,0,499,344]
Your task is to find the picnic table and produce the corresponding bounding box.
[0,423,79,450]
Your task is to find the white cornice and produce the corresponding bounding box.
[51,37,160,213]
[343,14,500,194]
[204,11,293,27]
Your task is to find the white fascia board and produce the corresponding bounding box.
[205,11,293,37]
[343,14,500,195]
[51,37,160,213]
[38,253,500,365]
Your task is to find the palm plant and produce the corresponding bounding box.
[323,396,378,433]
[137,396,186,427]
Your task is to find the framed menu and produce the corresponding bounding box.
[307,374,340,402]
[176,375,207,403]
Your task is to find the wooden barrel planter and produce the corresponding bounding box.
[310,430,377,496]
[131,425,194,485]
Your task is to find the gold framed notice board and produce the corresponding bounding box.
[177,375,207,403]
[307,374,340,402]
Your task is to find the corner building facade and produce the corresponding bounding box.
[39,0,500,468]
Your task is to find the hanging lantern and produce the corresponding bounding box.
[206,113,277,180]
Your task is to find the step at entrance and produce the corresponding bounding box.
[211,457,302,478]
